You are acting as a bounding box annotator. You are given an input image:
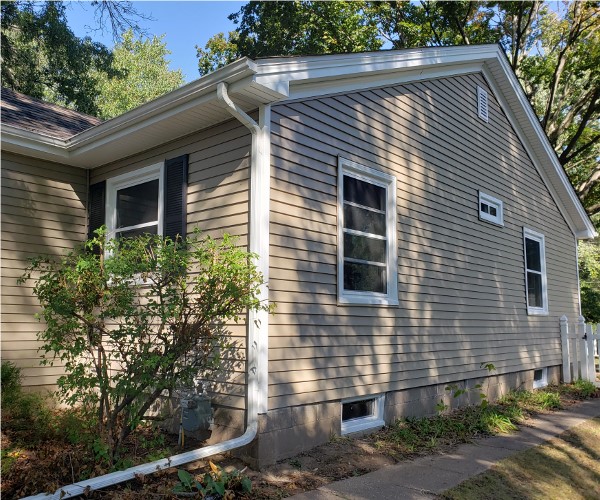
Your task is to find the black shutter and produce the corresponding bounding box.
[88,180,106,239]
[164,154,188,240]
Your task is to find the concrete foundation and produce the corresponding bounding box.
[238,365,561,468]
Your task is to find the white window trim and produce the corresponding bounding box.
[533,367,548,389]
[479,191,504,226]
[341,394,385,435]
[337,157,398,306]
[105,163,164,241]
[523,227,548,315]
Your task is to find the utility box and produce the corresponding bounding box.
[181,394,213,432]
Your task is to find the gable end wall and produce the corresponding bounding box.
[267,72,580,411]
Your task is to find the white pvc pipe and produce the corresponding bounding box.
[26,83,264,500]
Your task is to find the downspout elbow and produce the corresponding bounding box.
[216,82,261,136]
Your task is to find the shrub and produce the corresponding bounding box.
[1,362,53,442]
[20,228,269,464]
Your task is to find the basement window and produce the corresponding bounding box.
[341,394,385,435]
[533,368,548,389]
[479,191,504,226]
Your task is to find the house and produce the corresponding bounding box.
[1,44,596,467]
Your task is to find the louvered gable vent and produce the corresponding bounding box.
[477,86,489,122]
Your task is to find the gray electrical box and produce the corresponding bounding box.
[181,394,213,432]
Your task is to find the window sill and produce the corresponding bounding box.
[527,307,548,316]
[478,214,504,227]
[338,294,399,307]
[341,415,385,435]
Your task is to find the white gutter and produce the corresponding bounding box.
[25,84,267,500]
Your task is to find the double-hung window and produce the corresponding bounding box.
[106,163,164,240]
[523,228,548,315]
[338,158,398,305]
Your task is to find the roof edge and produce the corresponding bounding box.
[67,58,260,148]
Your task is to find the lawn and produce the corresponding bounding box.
[443,417,600,500]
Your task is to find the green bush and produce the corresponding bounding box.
[1,362,53,442]
[1,361,22,397]
[20,228,269,464]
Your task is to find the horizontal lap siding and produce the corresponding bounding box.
[91,119,251,409]
[268,73,579,409]
[1,153,88,389]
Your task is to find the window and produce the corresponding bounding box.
[341,395,385,435]
[88,155,188,243]
[479,191,503,226]
[523,228,548,315]
[477,86,489,122]
[105,163,164,240]
[338,158,398,305]
[533,368,548,389]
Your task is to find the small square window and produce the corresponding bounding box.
[479,191,503,226]
[341,394,385,435]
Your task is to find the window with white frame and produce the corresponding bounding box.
[341,394,385,435]
[533,367,548,389]
[479,191,503,226]
[523,228,548,315]
[338,158,398,305]
[105,163,164,240]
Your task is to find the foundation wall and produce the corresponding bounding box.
[244,365,561,468]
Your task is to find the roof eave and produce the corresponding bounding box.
[1,124,71,163]
[481,51,597,240]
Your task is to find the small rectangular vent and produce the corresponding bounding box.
[477,86,489,122]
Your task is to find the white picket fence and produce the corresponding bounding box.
[560,316,599,383]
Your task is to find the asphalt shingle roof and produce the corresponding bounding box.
[1,88,102,140]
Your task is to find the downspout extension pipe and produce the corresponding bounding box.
[25,83,263,500]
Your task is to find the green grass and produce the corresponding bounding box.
[442,418,600,500]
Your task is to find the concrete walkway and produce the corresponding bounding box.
[290,398,600,500]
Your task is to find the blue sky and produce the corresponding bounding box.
[65,1,246,82]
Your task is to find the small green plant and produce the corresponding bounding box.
[1,361,22,400]
[572,379,597,398]
[438,362,497,414]
[173,461,252,498]
[289,458,302,469]
[478,410,517,434]
[1,362,53,441]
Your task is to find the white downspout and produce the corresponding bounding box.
[26,83,269,499]
[216,82,270,414]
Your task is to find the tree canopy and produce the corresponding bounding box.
[92,30,184,119]
[1,0,113,115]
[1,1,183,118]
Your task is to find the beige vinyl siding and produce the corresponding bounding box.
[268,73,580,409]
[90,119,251,409]
[1,152,88,389]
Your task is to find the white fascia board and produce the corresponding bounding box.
[1,124,70,162]
[253,44,498,98]
[481,58,596,240]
